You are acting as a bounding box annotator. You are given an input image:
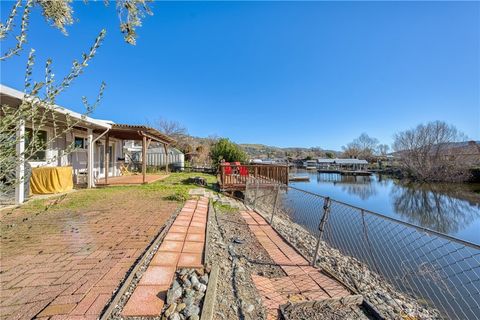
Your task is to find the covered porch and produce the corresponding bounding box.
[1,85,176,204]
[98,124,175,186]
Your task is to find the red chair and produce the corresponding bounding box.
[239,166,249,176]
[223,162,232,175]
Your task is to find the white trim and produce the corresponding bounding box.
[15,120,25,204]
[87,129,94,188]
[1,84,112,129]
[73,136,88,150]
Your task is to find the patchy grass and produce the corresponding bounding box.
[213,201,237,213]
[141,172,217,201]
[2,172,217,216]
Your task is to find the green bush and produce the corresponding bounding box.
[210,138,248,167]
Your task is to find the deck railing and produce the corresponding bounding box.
[218,163,288,190]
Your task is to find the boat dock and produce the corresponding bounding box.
[317,169,372,176]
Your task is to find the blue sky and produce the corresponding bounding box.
[1,1,479,150]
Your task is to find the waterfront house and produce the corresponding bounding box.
[0,84,174,204]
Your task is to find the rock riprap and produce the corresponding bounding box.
[163,268,209,320]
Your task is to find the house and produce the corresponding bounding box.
[0,84,174,204]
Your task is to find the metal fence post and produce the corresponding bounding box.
[312,197,331,266]
[270,184,279,225]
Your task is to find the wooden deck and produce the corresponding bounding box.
[96,174,168,186]
[219,164,289,191]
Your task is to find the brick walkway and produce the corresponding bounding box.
[121,197,209,317]
[239,210,351,319]
[0,197,177,320]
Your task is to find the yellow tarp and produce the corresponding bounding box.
[30,166,74,195]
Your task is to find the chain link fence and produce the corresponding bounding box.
[244,180,480,320]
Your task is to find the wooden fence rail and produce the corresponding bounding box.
[218,164,289,191]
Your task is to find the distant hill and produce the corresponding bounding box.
[239,143,339,159]
[172,134,340,162]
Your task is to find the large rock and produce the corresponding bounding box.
[182,304,200,318]
[167,285,183,305]
[199,274,209,284]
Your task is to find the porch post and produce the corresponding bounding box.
[87,128,94,188]
[164,144,169,174]
[15,119,25,204]
[105,133,109,184]
[142,135,147,184]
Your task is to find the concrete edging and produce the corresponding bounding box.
[200,264,219,320]
[204,200,214,266]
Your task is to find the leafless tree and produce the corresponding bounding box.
[378,144,390,156]
[154,118,188,139]
[151,117,192,152]
[393,121,470,182]
[342,133,379,161]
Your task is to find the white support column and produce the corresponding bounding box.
[15,120,25,204]
[164,144,169,174]
[87,128,94,188]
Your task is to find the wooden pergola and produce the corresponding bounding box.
[102,124,175,184]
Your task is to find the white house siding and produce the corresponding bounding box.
[24,126,123,183]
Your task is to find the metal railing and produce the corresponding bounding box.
[244,179,480,320]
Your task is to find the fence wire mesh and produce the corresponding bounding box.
[244,179,480,320]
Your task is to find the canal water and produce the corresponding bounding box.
[289,169,480,244]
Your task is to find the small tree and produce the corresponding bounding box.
[393,121,469,182]
[1,0,153,61]
[210,138,247,167]
[325,152,335,159]
[1,0,153,199]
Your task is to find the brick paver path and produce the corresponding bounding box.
[240,210,351,320]
[0,197,177,320]
[121,197,208,317]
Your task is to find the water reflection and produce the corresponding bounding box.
[291,170,480,243]
[390,183,480,234]
[316,173,378,200]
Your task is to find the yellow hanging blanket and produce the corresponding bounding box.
[30,166,74,195]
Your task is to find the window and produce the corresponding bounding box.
[74,137,86,149]
[25,128,47,161]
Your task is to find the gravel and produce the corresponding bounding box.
[281,302,374,320]
[162,268,209,320]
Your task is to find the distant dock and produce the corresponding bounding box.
[317,169,372,176]
[289,175,310,182]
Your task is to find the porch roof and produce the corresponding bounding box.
[107,124,175,145]
[0,84,112,130]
